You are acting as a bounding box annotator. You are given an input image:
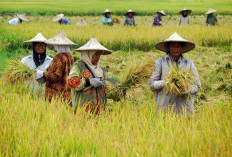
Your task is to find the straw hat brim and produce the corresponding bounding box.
[157,11,166,16]
[155,41,195,53]
[179,10,192,14]
[24,40,46,44]
[125,12,136,16]
[102,11,113,15]
[52,14,64,22]
[76,49,112,55]
[205,10,216,15]
[17,15,29,21]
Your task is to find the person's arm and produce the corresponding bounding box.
[190,61,201,95]
[188,16,190,25]
[124,17,127,25]
[66,19,71,25]
[179,16,181,26]
[149,58,164,92]
[133,18,135,26]
[67,64,88,91]
[152,16,156,26]
[43,55,65,83]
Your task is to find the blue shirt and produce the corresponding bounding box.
[60,18,71,25]
[102,16,112,25]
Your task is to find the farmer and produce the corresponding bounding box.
[22,32,53,91]
[124,9,136,26]
[53,14,71,25]
[35,31,76,104]
[205,8,218,26]
[179,8,191,26]
[152,10,166,26]
[102,9,113,25]
[149,32,201,117]
[67,37,112,114]
[8,14,29,25]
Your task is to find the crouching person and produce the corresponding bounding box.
[67,37,112,114]
[149,32,201,117]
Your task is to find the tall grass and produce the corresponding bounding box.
[0,23,232,52]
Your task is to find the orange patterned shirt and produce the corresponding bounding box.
[43,52,74,104]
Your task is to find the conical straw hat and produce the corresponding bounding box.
[155,32,195,53]
[52,14,64,22]
[179,8,192,14]
[45,31,77,46]
[205,8,217,15]
[157,10,166,16]
[75,37,112,55]
[125,9,136,16]
[17,14,29,21]
[102,9,113,14]
[24,32,47,44]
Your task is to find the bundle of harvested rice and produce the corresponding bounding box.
[164,64,195,96]
[2,59,35,84]
[112,17,120,24]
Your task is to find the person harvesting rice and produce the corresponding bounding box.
[152,10,166,26]
[21,32,53,90]
[205,8,218,26]
[149,32,201,116]
[102,9,113,25]
[67,37,112,114]
[35,31,76,104]
[124,9,136,26]
[8,14,29,25]
[179,8,191,26]
[53,14,71,25]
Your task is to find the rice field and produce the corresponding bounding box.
[0,0,232,156]
[0,0,232,16]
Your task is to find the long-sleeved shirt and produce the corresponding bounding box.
[206,14,218,26]
[8,17,20,25]
[102,16,112,25]
[43,52,74,103]
[152,14,162,26]
[60,18,71,25]
[149,54,201,116]
[124,16,135,26]
[179,16,190,26]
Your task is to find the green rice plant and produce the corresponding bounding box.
[2,59,35,84]
[164,64,195,96]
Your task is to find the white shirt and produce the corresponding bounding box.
[21,54,53,71]
[8,17,20,25]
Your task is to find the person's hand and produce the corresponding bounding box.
[159,21,162,25]
[35,70,44,80]
[89,78,103,88]
[153,80,164,90]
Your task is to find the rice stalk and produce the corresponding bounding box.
[164,64,195,96]
[2,59,35,84]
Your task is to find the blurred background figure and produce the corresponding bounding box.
[152,10,166,26]
[102,9,113,25]
[53,14,71,25]
[8,14,29,25]
[179,8,191,26]
[76,20,88,26]
[124,9,136,26]
[206,8,218,26]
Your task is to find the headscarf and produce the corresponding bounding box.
[32,42,46,67]
[54,45,70,53]
[81,51,103,78]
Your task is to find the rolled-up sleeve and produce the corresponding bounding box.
[149,58,163,92]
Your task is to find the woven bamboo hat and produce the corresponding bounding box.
[179,8,192,14]
[205,8,217,15]
[157,10,166,16]
[102,9,113,15]
[17,14,29,21]
[125,9,136,16]
[75,37,112,55]
[155,32,195,53]
[24,32,47,44]
[45,31,77,46]
[52,14,64,22]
